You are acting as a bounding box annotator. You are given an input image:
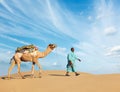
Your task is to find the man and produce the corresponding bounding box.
[65,47,81,76]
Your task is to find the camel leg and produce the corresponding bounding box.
[13,53,24,79]
[36,61,42,78]
[8,60,16,79]
[31,62,35,78]
[17,63,25,79]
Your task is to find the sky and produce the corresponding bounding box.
[0,0,120,76]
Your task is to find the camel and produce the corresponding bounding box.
[8,44,57,79]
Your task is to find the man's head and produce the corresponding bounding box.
[71,47,74,52]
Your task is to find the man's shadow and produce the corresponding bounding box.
[49,74,65,76]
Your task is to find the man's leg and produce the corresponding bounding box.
[65,64,70,76]
[71,65,80,76]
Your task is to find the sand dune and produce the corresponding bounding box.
[0,70,120,92]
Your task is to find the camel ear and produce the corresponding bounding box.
[49,44,52,46]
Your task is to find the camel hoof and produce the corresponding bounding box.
[22,77,25,79]
[8,78,10,80]
[7,77,11,80]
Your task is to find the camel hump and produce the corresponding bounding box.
[15,44,37,53]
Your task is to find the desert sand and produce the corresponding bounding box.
[0,70,120,92]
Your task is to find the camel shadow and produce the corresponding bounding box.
[24,74,33,77]
[1,76,20,80]
[0,74,39,80]
[1,77,8,80]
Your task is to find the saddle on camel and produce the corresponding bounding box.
[15,44,38,54]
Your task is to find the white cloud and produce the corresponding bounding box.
[105,45,120,56]
[79,11,84,15]
[95,0,115,27]
[7,51,12,54]
[0,34,30,45]
[88,16,92,20]
[0,43,14,49]
[1,0,14,13]
[0,0,4,3]
[74,42,96,51]
[73,42,97,56]
[0,50,13,62]
[53,47,67,56]
[104,26,117,35]
[52,62,57,66]
[96,14,104,20]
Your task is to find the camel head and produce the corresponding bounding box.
[48,44,57,50]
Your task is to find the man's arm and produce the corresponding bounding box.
[74,53,81,62]
[68,60,73,66]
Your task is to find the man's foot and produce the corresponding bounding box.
[75,73,80,76]
[65,74,70,76]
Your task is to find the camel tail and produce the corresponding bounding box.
[9,57,14,64]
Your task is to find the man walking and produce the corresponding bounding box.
[65,47,81,76]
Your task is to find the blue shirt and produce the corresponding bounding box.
[67,52,78,64]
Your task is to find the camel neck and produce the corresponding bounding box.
[38,47,52,58]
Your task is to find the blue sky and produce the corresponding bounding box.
[0,0,120,76]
